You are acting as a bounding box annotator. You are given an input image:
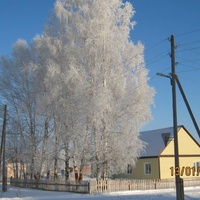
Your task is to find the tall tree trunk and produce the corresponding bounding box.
[15,148,19,178]
[64,150,70,181]
[39,117,49,176]
[73,141,79,181]
[54,157,58,180]
[93,120,101,180]
[102,117,108,180]
[53,119,59,181]
[29,110,37,179]
[79,116,89,181]
[62,124,70,181]
[102,48,108,180]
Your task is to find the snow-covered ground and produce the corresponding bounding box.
[0,184,200,200]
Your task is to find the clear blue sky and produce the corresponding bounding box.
[0,0,200,141]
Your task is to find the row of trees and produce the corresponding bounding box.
[0,0,154,181]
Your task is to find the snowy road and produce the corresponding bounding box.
[1,185,200,200]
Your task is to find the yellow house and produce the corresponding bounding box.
[7,162,27,179]
[119,126,200,180]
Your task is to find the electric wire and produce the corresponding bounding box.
[177,74,200,86]
[178,68,200,73]
[177,39,200,47]
[176,56,200,70]
[176,46,200,53]
[145,38,168,52]
[172,31,200,93]
[175,28,200,38]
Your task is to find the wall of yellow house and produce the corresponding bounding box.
[160,140,174,155]
[177,128,200,155]
[159,157,174,179]
[179,157,200,178]
[159,156,200,179]
[159,127,200,179]
[113,158,160,179]
[131,158,160,179]
[161,127,200,156]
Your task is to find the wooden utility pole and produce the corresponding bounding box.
[2,105,7,192]
[170,35,184,200]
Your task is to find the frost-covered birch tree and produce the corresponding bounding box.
[0,0,155,181]
[33,0,155,179]
[0,40,42,178]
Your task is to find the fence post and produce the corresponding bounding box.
[129,181,131,190]
[10,177,12,186]
[87,181,90,194]
[180,178,185,200]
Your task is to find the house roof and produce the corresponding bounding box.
[139,126,183,157]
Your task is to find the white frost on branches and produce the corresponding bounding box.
[0,0,155,179]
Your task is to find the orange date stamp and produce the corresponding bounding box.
[170,166,200,176]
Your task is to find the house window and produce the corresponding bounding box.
[127,164,133,174]
[144,162,151,175]
[194,162,200,173]
[162,133,170,146]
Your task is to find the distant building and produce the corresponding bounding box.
[7,161,27,179]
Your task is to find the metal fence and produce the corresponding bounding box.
[10,178,89,193]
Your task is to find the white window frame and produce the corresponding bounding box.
[194,161,200,173]
[144,162,151,175]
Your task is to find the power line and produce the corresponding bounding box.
[145,52,169,67]
[177,39,200,47]
[176,56,200,64]
[176,46,200,53]
[178,67,200,73]
[178,75,200,86]
[175,28,200,38]
[145,38,168,52]
[176,58,200,71]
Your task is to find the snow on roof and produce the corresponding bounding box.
[139,126,182,157]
